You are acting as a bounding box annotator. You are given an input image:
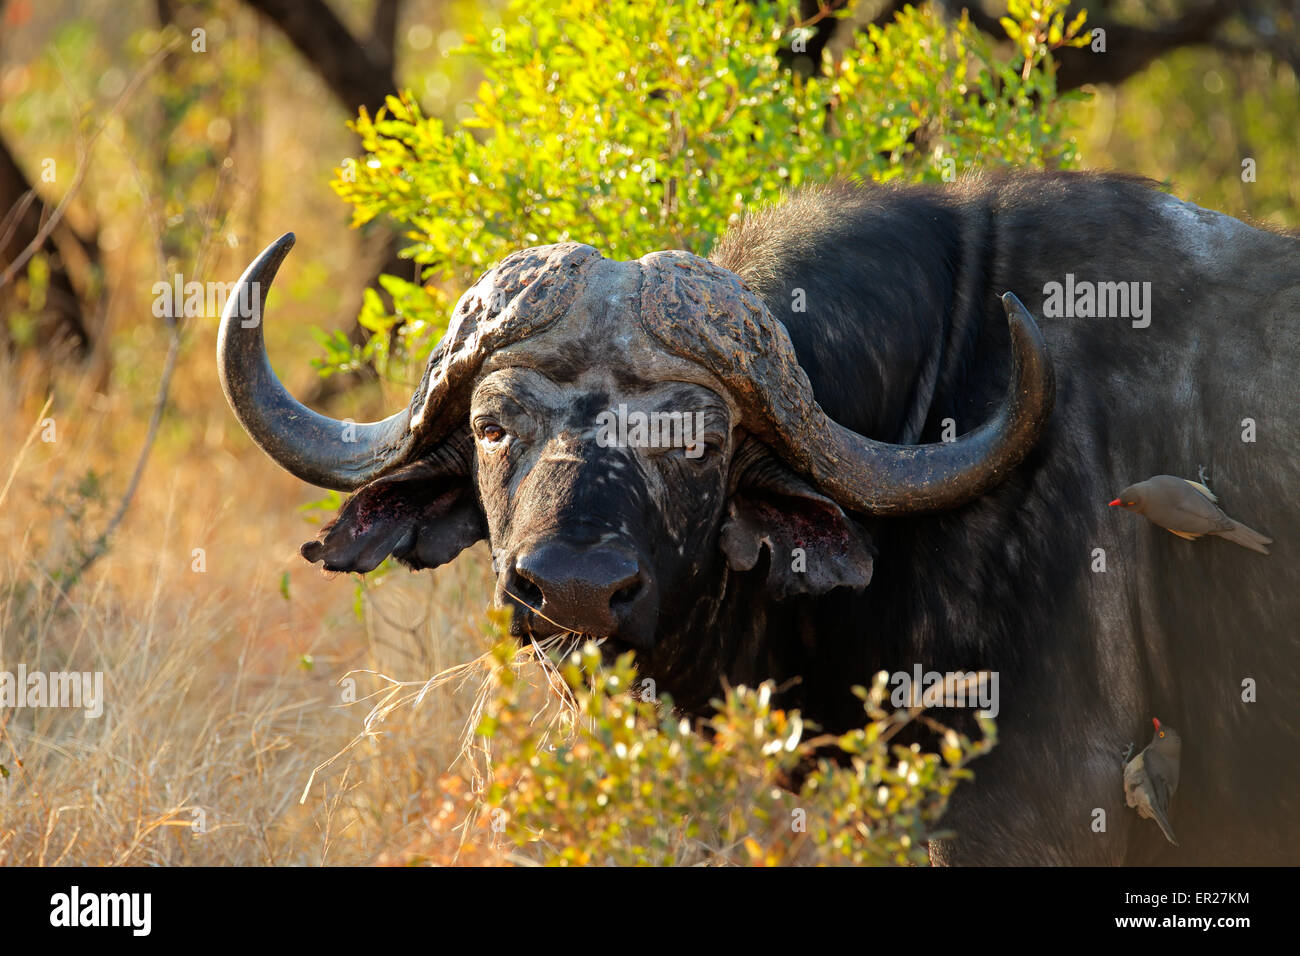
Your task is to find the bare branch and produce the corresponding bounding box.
[242,0,396,113]
[956,0,1243,91]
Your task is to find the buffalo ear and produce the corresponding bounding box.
[300,455,485,574]
[720,445,873,600]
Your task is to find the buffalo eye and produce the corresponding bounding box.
[672,439,715,463]
[477,421,508,447]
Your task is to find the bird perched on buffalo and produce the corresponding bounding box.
[1109,475,1273,554]
[1123,718,1182,846]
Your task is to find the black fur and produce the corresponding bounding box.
[708,172,1300,864]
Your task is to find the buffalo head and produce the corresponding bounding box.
[218,234,1053,659]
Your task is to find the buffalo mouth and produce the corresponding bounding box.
[507,617,653,659]
[503,606,659,656]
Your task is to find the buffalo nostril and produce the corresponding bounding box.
[509,557,545,605]
[611,578,642,606]
[511,542,649,635]
[510,570,544,610]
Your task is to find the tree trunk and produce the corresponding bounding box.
[0,133,102,360]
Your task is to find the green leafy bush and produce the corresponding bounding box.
[467,636,995,866]
[327,0,1088,377]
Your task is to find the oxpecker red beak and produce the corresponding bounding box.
[1108,498,1122,507]
[1153,717,1162,730]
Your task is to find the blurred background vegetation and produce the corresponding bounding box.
[3,0,1296,389]
[0,0,1296,865]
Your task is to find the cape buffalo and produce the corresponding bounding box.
[218,171,1299,865]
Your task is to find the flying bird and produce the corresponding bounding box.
[1109,474,1272,554]
[1123,717,1182,846]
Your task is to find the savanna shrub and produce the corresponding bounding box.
[449,631,996,866]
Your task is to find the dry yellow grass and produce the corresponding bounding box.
[0,344,517,866]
